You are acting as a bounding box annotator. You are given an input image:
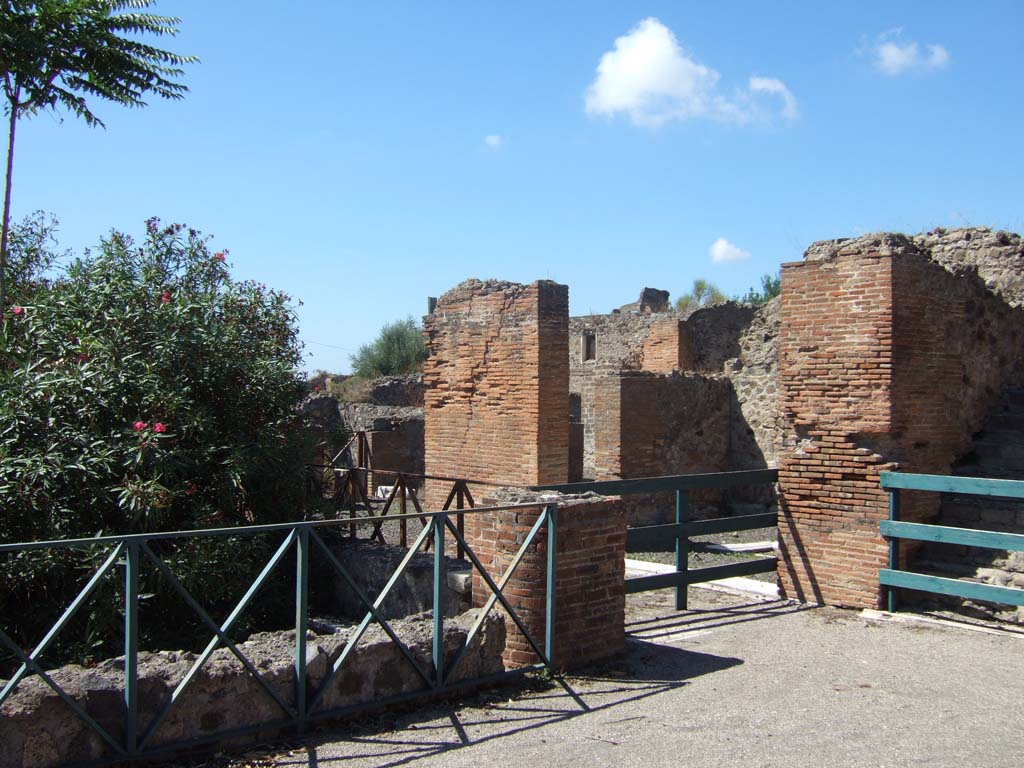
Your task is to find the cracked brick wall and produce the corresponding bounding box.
[422,279,569,508]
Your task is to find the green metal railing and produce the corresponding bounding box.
[0,503,559,763]
[537,469,779,609]
[879,471,1024,612]
[306,462,498,559]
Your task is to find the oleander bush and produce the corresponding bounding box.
[0,217,314,667]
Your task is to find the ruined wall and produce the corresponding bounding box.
[913,227,1024,306]
[779,233,1024,609]
[569,297,780,482]
[0,614,505,768]
[569,312,662,371]
[590,371,732,523]
[592,371,730,481]
[471,490,625,668]
[423,280,569,505]
[682,302,758,372]
[727,297,782,471]
[364,374,425,407]
[640,318,687,373]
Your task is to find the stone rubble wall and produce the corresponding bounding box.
[324,539,470,621]
[726,297,783,472]
[363,374,425,407]
[682,302,758,373]
[0,611,505,768]
[911,227,1024,306]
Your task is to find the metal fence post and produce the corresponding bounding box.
[676,490,689,611]
[432,513,445,688]
[456,482,465,560]
[295,526,309,727]
[545,504,558,670]
[888,490,899,613]
[124,539,140,755]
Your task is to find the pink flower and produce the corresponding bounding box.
[185,482,198,496]
[313,384,321,392]
[153,422,167,433]
[133,421,147,431]
[11,306,24,317]
[160,291,171,304]
[214,251,226,262]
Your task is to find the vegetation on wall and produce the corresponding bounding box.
[738,272,782,305]
[675,278,726,312]
[676,272,781,311]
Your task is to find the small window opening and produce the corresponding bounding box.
[583,332,596,361]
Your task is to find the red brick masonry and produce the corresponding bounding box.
[470,491,625,669]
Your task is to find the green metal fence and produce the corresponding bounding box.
[536,469,779,609]
[0,503,559,763]
[879,471,1024,612]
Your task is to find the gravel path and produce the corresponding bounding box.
[179,585,1024,768]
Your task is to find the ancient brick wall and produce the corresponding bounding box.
[471,490,625,669]
[779,234,1024,608]
[591,371,731,523]
[640,318,687,373]
[423,280,568,507]
[569,298,780,482]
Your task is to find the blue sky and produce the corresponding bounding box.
[9,1,1024,373]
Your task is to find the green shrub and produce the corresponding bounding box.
[350,317,426,378]
[328,375,372,402]
[675,279,726,312]
[738,272,782,305]
[0,218,311,664]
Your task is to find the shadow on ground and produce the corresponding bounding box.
[268,596,804,768]
[281,648,729,768]
[625,596,809,644]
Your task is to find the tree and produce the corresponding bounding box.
[351,317,428,378]
[0,0,196,312]
[738,272,782,305]
[675,278,726,312]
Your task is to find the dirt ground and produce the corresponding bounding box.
[173,583,1024,768]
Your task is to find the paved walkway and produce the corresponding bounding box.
[256,586,1024,768]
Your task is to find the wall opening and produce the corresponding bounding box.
[582,331,596,361]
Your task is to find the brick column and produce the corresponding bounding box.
[778,245,897,608]
[777,234,1024,608]
[470,490,625,669]
[422,279,569,507]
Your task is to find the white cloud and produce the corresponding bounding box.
[584,18,796,127]
[871,30,950,76]
[710,237,751,264]
[484,134,503,149]
[748,76,799,120]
